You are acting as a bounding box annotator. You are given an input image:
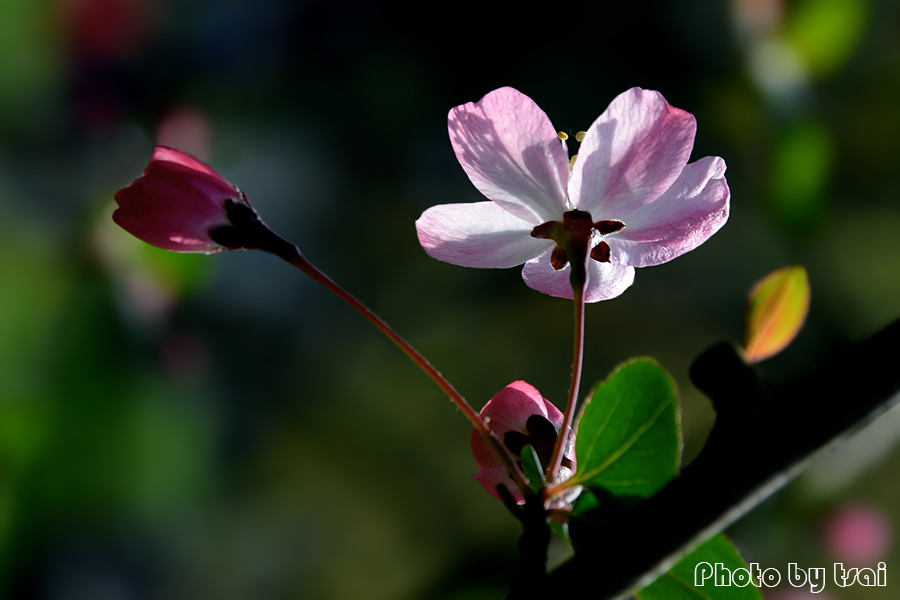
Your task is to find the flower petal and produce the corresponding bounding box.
[416,201,550,268]
[151,146,226,181]
[481,381,562,435]
[605,156,730,267]
[472,467,524,505]
[570,88,696,216]
[521,247,635,303]
[448,87,569,224]
[113,175,231,253]
[143,155,237,205]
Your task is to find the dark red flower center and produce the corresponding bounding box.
[531,210,625,272]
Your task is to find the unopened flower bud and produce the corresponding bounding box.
[113,146,249,254]
[470,381,576,504]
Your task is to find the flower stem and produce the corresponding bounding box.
[547,279,585,483]
[278,248,528,489]
[232,209,531,495]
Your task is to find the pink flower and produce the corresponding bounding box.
[113,146,247,254]
[416,87,730,302]
[470,381,575,504]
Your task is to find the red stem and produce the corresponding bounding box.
[547,279,585,483]
[284,252,528,490]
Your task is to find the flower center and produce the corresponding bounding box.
[530,210,625,271]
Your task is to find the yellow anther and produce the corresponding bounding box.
[575,131,586,142]
[557,131,569,141]
[569,155,578,170]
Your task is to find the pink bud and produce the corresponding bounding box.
[113,146,244,253]
[470,381,574,504]
[766,590,836,600]
[824,504,892,563]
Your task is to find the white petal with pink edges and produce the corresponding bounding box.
[416,201,551,268]
[570,88,696,217]
[606,156,730,267]
[521,247,635,302]
[448,87,570,224]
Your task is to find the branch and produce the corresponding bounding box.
[550,319,900,598]
[506,492,551,600]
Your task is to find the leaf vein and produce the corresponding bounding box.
[574,398,673,485]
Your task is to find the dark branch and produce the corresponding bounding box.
[550,319,900,598]
[506,493,550,600]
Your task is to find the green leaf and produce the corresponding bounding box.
[768,122,833,230]
[569,359,681,498]
[519,444,545,494]
[636,534,763,600]
[744,266,810,363]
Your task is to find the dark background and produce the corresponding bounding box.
[1,0,898,598]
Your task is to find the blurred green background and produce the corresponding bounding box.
[1,0,898,598]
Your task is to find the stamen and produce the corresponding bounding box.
[557,131,569,140]
[568,155,578,170]
[590,241,611,263]
[575,131,586,142]
[551,245,569,270]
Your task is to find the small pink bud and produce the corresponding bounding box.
[824,504,891,563]
[113,146,246,254]
[766,590,836,600]
[470,381,574,504]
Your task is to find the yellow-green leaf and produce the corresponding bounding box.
[783,0,867,78]
[744,266,810,362]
